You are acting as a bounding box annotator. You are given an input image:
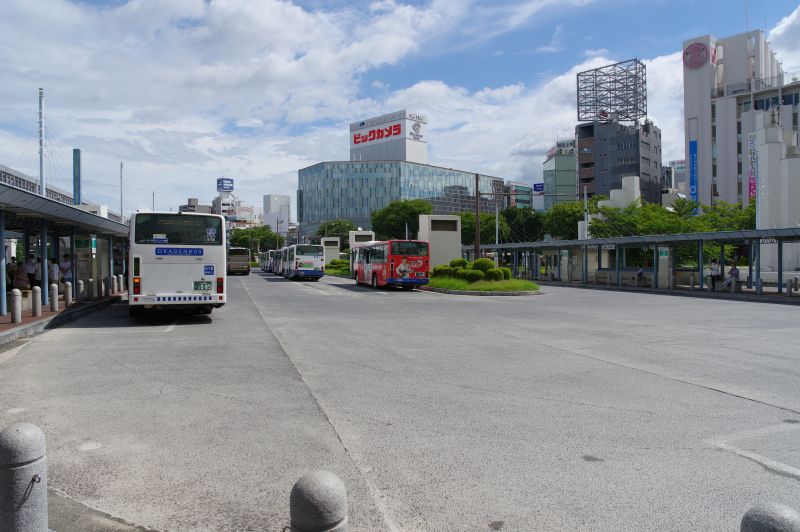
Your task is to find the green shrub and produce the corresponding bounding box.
[499,267,512,280]
[431,265,454,278]
[449,258,468,269]
[463,269,485,283]
[329,259,349,267]
[471,258,495,273]
[484,268,504,281]
[454,268,470,280]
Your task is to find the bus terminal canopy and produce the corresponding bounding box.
[464,227,800,253]
[0,182,128,237]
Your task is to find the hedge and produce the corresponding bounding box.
[484,268,504,281]
[499,267,512,280]
[449,258,468,269]
[463,269,485,283]
[432,265,456,278]
[471,258,495,273]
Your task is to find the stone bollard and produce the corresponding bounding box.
[0,422,48,531]
[49,284,58,312]
[707,276,712,292]
[31,287,42,318]
[785,281,792,298]
[118,275,125,293]
[741,502,800,532]
[111,276,117,295]
[290,470,347,532]
[77,280,85,301]
[64,282,72,307]
[10,289,22,324]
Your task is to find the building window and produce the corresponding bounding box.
[737,121,742,134]
[712,163,717,177]
[711,125,716,139]
[794,111,798,130]
[711,103,716,121]
[737,141,742,154]
[737,161,743,174]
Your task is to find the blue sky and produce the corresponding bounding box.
[0,0,798,218]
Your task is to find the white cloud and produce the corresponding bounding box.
[584,48,608,58]
[537,25,564,53]
[769,5,800,73]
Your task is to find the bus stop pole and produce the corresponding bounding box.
[0,212,6,316]
[755,239,762,294]
[698,241,704,290]
[41,221,49,306]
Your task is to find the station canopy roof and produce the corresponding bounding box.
[0,183,129,237]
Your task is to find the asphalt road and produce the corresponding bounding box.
[1,272,798,531]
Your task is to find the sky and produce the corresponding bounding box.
[0,0,799,220]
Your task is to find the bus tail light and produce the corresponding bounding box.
[133,277,141,295]
[216,277,224,294]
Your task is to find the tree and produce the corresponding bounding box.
[316,219,357,249]
[543,201,585,240]
[501,206,544,242]
[371,200,432,240]
[230,226,284,251]
[459,211,510,246]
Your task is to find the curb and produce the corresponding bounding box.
[0,296,122,346]
[419,286,543,296]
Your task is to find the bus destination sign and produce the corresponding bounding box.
[155,248,204,256]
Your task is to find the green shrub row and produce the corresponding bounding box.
[329,259,350,267]
[433,259,514,284]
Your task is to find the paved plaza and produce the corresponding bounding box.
[1,274,798,531]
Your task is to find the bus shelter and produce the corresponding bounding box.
[0,182,129,314]
[464,228,800,295]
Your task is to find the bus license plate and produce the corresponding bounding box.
[194,281,213,291]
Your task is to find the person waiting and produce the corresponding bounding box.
[710,259,721,291]
[721,262,740,291]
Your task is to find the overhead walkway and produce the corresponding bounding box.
[464,228,800,302]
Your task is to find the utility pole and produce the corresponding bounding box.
[474,173,481,259]
[38,88,45,197]
[152,191,155,211]
[120,162,124,220]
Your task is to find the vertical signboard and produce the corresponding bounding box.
[747,132,758,202]
[688,140,698,213]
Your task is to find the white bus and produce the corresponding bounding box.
[284,244,325,281]
[274,247,287,276]
[266,249,276,273]
[128,212,226,316]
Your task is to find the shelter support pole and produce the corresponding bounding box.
[653,245,658,290]
[778,240,783,294]
[615,245,621,287]
[70,227,76,299]
[0,212,6,316]
[41,222,49,306]
[698,241,704,290]
[755,238,762,295]
[747,240,754,289]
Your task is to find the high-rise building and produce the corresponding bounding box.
[350,110,427,164]
[504,182,533,209]
[682,29,798,207]
[668,160,687,188]
[263,194,290,235]
[542,140,577,209]
[575,119,663,204]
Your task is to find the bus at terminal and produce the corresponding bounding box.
[352,240,429,289]
[283,244,324,281]
[128,212,226,316]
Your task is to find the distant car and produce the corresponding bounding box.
[227,247,250,275]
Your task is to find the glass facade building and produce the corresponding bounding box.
[298,161,504,236]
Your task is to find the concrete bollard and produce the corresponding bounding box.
[87,278,95,300]
[730,279,737,293]
[756,278,763,295]
[111,276,117,295]
[10,289,22,324]
[795,277,799,291]
[690,273,695,291]
[77,280,85,301]
[290,470,347,532]
[64,282,72,307]
[741,502,800,532]
[786,281,792,297]
[118,275,125,293]
[0,422,48,531]
[49,284,58,312]
[31,287,42,318]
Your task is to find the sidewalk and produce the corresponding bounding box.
[0,293,126,345]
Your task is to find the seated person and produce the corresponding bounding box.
[13,267,29,289]
[721,262,740,290]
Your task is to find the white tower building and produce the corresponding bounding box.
[263,194,290,235]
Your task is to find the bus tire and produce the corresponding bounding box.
[372,274,378,289]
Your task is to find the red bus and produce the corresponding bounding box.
[352,240,430,289]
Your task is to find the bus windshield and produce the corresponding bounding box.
[296,245,323,257]
[135,214,222,245]
[392,241,429,256]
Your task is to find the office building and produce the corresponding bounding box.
[668,160,687,188]
[263,194,290,235]
[298,161,504,235]
[542,140,577,209]
[504,182,533,209]
[575,119,663,204]
[683,29,799,207]
[178,198,212,214]
[350,110,427,164]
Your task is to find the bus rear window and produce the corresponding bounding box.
[135,214,222,245]
[296,245,323,257]
[392,242,428,256]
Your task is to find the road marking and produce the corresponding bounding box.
[300,283,328,295]
[6,408,26,414]
[165,319,178,332]
[378,291,388,295]
[0,341,29,365]
[704,423,800,481]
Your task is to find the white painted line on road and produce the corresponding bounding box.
[299,283,329,295]
[165,319,178,332]
[378,291,388,295]
[709,440,800,481]
[704,423,800,481]
[0,341,29,365]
